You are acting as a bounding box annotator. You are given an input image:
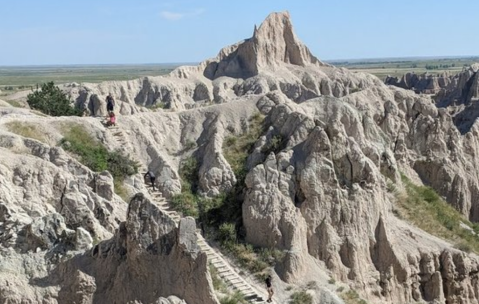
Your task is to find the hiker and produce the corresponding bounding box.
[265,275,273,303]
[106,93,115,113]
[106,112,116,127]
[144,171,156,191]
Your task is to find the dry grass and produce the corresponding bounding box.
[6,121,45,143]
[395,174,479,253]
[340,290,368,304]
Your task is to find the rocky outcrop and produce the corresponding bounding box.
[66,12,382,114]
[47,194,218,304]
[241,88,479,303]
[5,10,479,304]
[203,11,326,80]
[0,192,217,303]
[386,64,479,133]
[385,71,452,94]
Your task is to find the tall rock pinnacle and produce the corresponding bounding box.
[204,11,324,80]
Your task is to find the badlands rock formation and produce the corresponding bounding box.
[386,64,479,133]
[67,11,382,116]
[3,10,479,304]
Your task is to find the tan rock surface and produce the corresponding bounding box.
[3,10,479,304]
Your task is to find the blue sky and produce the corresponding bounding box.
[1,0,478,65]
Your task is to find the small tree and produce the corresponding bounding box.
[27,82,82,116]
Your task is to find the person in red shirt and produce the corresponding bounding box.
[106,112,116,127]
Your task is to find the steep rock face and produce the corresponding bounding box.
[203,11,325,80]
[385,71,452,94]
[45,194,218,304]
[242,89,479,303]
[386,64,479,133]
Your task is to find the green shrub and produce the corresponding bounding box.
[341,289,368,304]
[27,82,83,116]
[261,134,284,155]
[60,125,139,195]
[220,291,248,304]
[218,222,237,245]
[289,291,313,304]
[171,157,200,217]
[171,191,199,217]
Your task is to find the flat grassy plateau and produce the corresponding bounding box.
[0,63,182,96]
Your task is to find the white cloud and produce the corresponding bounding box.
[159,8,205,21]
[160,11,185,20]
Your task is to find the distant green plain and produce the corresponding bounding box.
[330,56,479,80]
[0,63,183,92]
[1,57,479,95]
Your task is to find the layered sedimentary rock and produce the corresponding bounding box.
[67,12,382,115]
[386,64,479,133]
[4,10,479,304]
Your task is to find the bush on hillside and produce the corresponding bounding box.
[289,291,313,304]
[27,81,83,116]
[61,125,139,184]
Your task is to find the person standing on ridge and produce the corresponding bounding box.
[106,93,115,113]
[144,170,156,191]
[265,275,273,303]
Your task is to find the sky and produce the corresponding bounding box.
[1,0,478,65]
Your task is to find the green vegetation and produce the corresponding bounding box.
[172,112,285,278]
[219,291,248,304]
[171,157,201,217]
[261,134,284,155]
[6,121,46,143]
[5,100,23,107]
[223,111,264,180]
[211,263,248,304]
[220,243,285,280]
[60,125,139,197]
[27,82,83,116]
[396,174,479,253]
[0,64,179,88]
[340,289,368,304]
[330,56,479,79]
[289,291,313,304]
[209,264,227,293]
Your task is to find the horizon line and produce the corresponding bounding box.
[2,55,479,68]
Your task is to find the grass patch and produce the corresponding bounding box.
[60,125,139,197]
[219,239,286,280]
[114,180,130,202]
[219,291,248,304]
[341,289,368,304]
[6,99,23,108]
[209,264,227,293]
[289,291,313,304]
[6,121,46,142]
[396,174,479,253]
